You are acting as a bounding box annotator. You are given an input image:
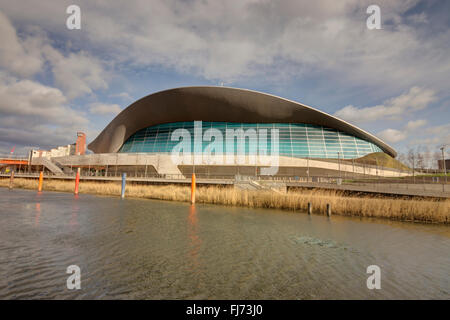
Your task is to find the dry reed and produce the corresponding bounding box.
[1,178,449,224]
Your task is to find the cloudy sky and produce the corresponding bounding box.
[0,0,449,158]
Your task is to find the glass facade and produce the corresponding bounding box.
[119,121,383,159]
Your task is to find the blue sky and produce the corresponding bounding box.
[0,0,449,162]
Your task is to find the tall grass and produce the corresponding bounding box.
[1,178,449,224]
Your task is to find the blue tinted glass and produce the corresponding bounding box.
[118,121,383,159]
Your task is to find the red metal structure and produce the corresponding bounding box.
[0,159,28,165]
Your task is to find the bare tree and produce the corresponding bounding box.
[416,146,425,171]
[421,145,431,169]
[406,148,415,169]
[397,153,409,171]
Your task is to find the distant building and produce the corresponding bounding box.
[31,131,86,158]
[31,144,76,158]
[437,159,450,171]
[75,132,86,155]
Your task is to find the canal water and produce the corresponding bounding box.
[0,188,449,299]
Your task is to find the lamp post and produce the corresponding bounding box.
[307,157,310,182]
[337,152,341,182]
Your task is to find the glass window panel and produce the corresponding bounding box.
[119,121,385,160]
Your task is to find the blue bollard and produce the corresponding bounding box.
[121,173,126,198]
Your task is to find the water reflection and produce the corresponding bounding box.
[70,196,79,231]
[34,202,41,227]
[0,188,449,299]
[187,204,202,273]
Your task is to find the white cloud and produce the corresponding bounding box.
[1,0,449,91]
[89,102,122,115]
[0,10,43,77]
[42,46,108,99]
[377,119,449,150]
[0,9,107,152]
[377,128,407,144]
[0,1,449,153]
[334,87,436,123]
[405,119,427,131]
[376,119,429,144]
[0,10,107,99]
[422,124,450,147]
[91,1,450,89]
[0,74,89,150]
[406,12,428,24]
[110,92,133,101]
[408,129,450,149]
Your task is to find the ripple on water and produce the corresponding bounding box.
[0,188,449,299]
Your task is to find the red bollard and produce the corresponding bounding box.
[191,173,196,204]
[74,168,80,195]
[74,167,80,195]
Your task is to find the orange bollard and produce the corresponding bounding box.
[38,171,44,192]
[74,167,80,195]
[9,170,14,190]
[191,173,196,204]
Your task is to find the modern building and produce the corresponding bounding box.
[28,87,404,178]
[90,86,395,157]
[81,86,400,178]
[437,159,449,171]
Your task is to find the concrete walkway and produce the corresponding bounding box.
[286,181,449,198]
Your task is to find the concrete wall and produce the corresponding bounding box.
[47,153,410,178]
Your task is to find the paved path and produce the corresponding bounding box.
[286,181,449,198]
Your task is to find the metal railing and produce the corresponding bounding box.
[1,171,448,196]
[2,151,449,195]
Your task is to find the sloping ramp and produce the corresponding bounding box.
[234,178,286,193]
[31,157,64,175]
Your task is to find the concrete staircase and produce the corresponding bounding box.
[32,157,64,175]
[234,179,261,191]
[234,176,286,193]
[252,180,287,194]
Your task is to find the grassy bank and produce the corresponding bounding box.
[1,178,449,224]
[346,152,411,171]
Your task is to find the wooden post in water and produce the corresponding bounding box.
[191,173,196,204]
[307,202,312,215]
[121,173,126,198]
[38,171,44,192]
[74,167,80,195]
[326,203,331,217]
[9,170,14,189]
